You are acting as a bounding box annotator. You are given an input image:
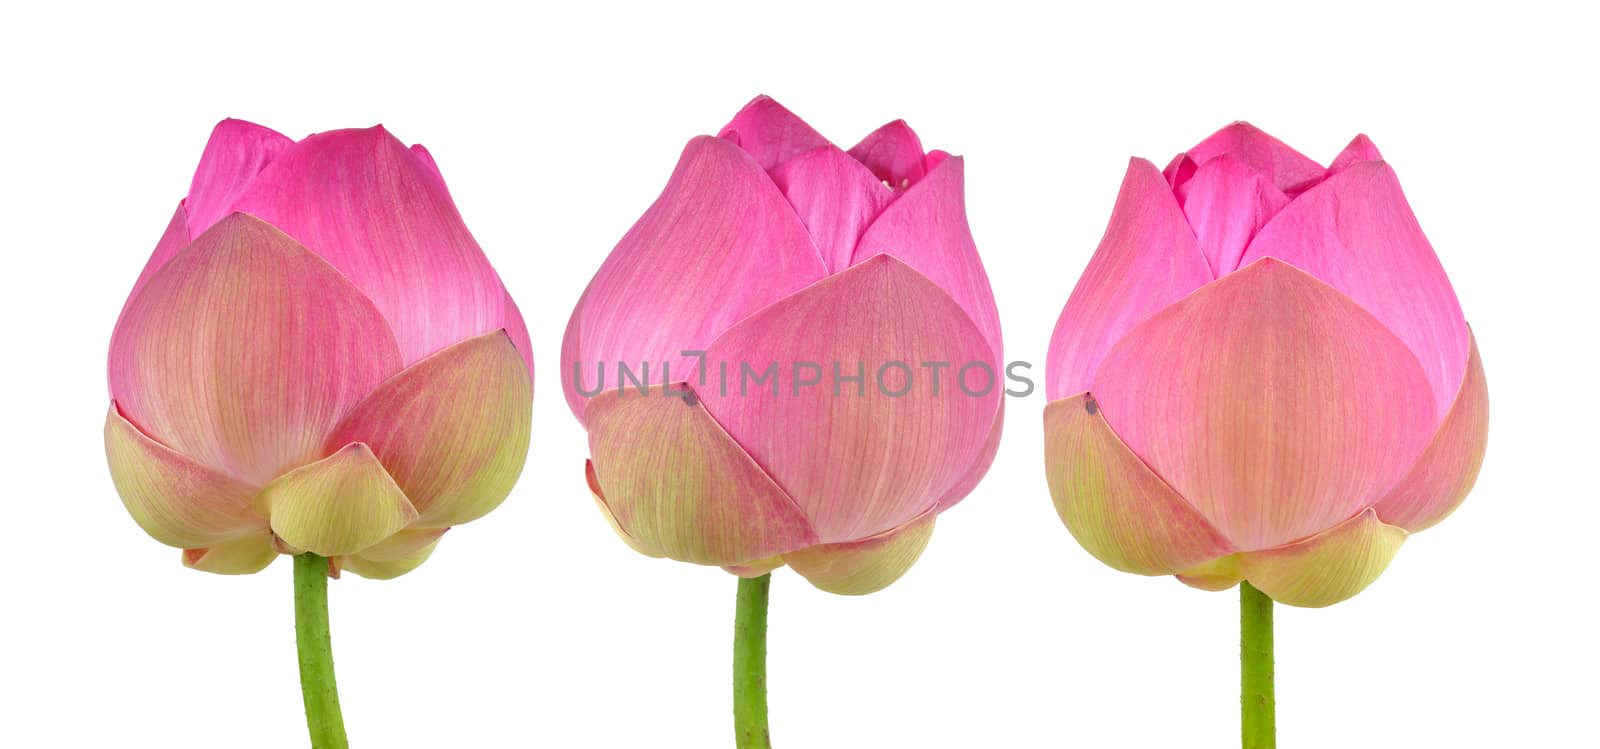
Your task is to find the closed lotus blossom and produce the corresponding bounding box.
[106,119,534,580]
[1044,123,1487,608]
[563,96,1004,597]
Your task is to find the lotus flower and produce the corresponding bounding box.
[1044,124,1487,607]
[563,96,1003,595]
[106,119,534,579]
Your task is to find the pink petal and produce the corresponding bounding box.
[1164,122,1326,195]
[784,511,937,595]
[1240,160,1469,414]
[325,331,532,529]
[717,95,832,172]
[1374,331,1489,531]
[104,404,264,548]
[560,135,827,422]
[698,255,1002,542]
[118,202,190,327]
[230,126,516,366]
[585,386,819,565]
[851,155,1002,357]
[934,400,1004,512]
[1043,394,1234,575]
[184,118,293,236]
[769,145,897,272]
[108,214,403,485]
[1092,258,1437,550]
[1327,134,1383,176]
[847,120,928,188]
[1240,509,1408,608]
[1044,158,1213,400]
[1173,155,1291,276]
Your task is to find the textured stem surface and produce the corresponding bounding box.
[733,574,772,749]
[295,553,349,749]
[1241,581,1276,749]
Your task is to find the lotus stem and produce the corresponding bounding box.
[294,553,349,749]
[733,573,772,749]
[1241,581,1275,749]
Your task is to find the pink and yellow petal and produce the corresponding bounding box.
[699,255,1001,542]
[785,512,936,596]
[325,331,531,529]
[108,214,403,486]
[1239,509,1408,608]
[1176,555,1243,592]
[1044,394,1234,575]
[1093,259,1437,550]
[255,443,419,558]
[1375,332,1489,531]
[586,386,819,565]
[724,556,786,578]
[340,535,442,580]
[586,459,666,559]
[1045,158,1213,399]
[182,530,278,575]
[560,135,827,422]
[104,404,263,548]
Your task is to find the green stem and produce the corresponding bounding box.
[1240,581,1275,749]
[294,553,349,749]
[733,574,772,749]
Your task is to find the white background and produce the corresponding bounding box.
[2,1,1595,747]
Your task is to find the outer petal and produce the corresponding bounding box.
[933,401,1004,512]
[586,385,819,565]
[108,214,403,485]
[717,95,832,172]
[1044,394,1234,575]
[184,118,293,236]
[1374,332,1489,531]
[341,535,443,580]
[1045,158,1213,399]
[105,405,263,548]
[325,331,531,529]
[182,530,278,575]
[1240,160,1469,415]
[1176,555,1243,591]
[785,512,936,596]
[231,126,517,366]
[1327,134,1382,176]
[120,203,190,323]
[852,155,1003,357]
[699,255,1001,542]
[723,556,786,578]
[561,135,827,421]
[1240,509,1408,608]
[586,460,666,559]
[255,443,420,558]
[1093,259,1437,550]
[1173,155,1290,276]
[769,145,896,272]
[1164,122,1325,195]
[847,120,928,188]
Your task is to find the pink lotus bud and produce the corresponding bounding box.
[106,120,533,579]
[564,97,1003,595]
[1044,124,1487,607]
